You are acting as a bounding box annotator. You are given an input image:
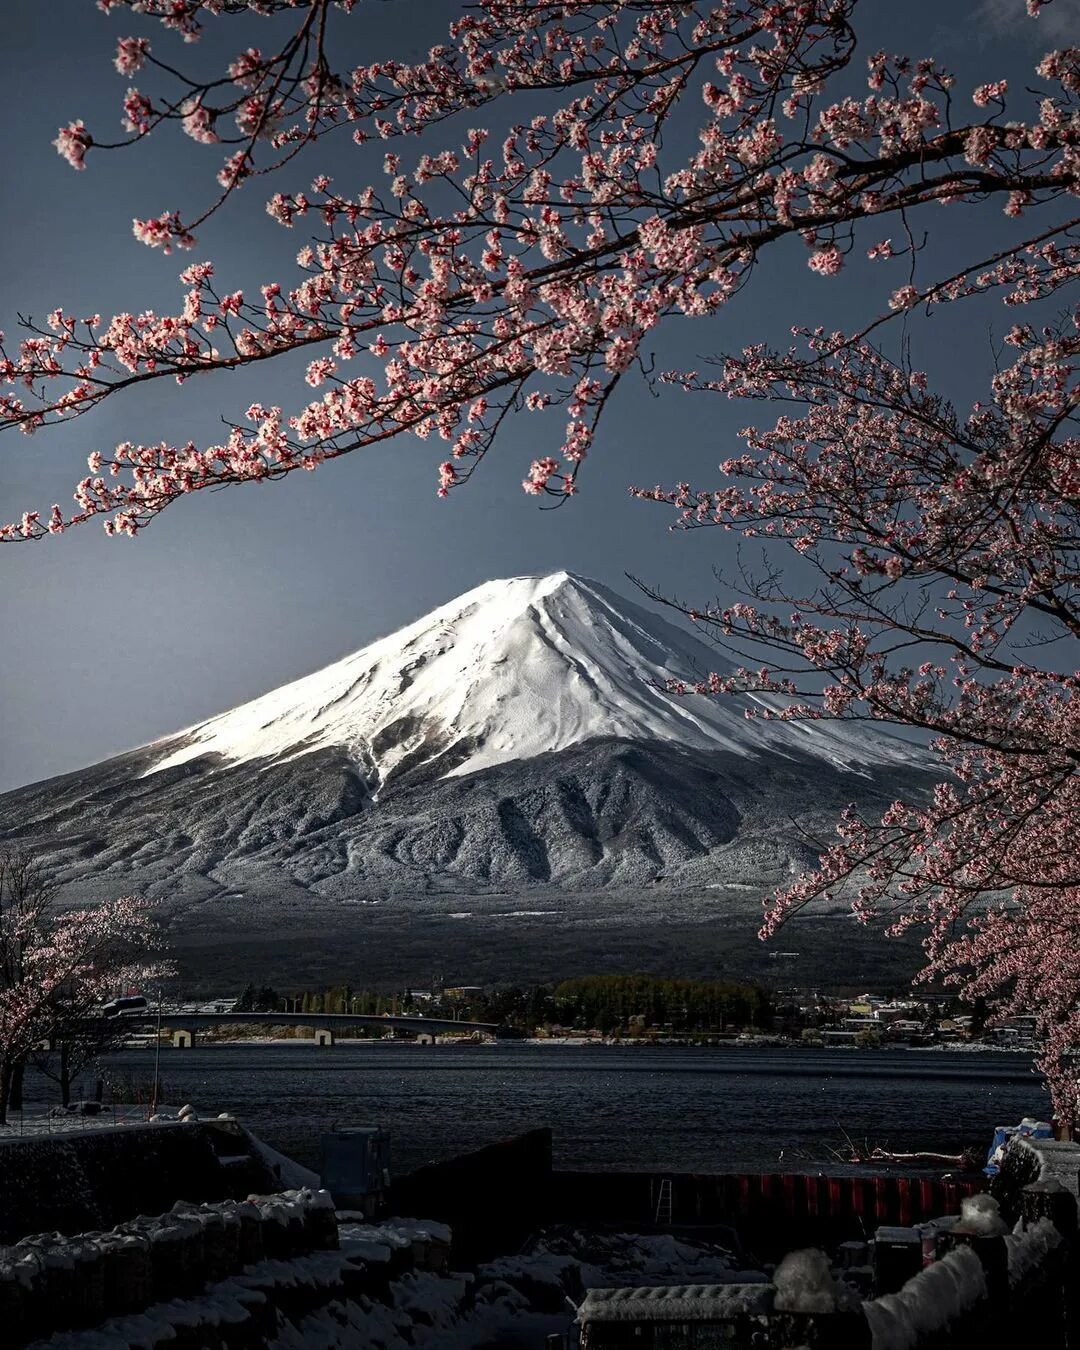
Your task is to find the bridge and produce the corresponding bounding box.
[92,1010,500,1048]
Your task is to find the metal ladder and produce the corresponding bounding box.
[654,1177,673,1226]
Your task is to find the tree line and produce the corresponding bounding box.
[243,975,773,1035]
[552,976,773,1035]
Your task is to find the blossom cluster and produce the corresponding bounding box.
[0,853,169,1083]
[2,2,1075,537]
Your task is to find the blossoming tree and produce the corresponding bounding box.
[0,1,1077,1107]
[634,320,1078,1115]
[0,849,168,1122]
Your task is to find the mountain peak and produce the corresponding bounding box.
[146,573,920,787]
[1,572,931,922]
[431,569,590,611]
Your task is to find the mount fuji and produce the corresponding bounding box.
[0,573,933,985]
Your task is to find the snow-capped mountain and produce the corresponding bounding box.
[0,574,933,984]
[147,571,919,787]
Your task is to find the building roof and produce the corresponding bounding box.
[578,1283,772,1324]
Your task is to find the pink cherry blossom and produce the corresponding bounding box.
[973,80,1008,106]
[11,0,1069,528]
[807,245,843,276]
[53,121,91,170]
[114,36,151,76]
[0,848,170,1122]
[634,319,1079,1114]
[180,97,218,144]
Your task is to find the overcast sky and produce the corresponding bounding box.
[0,0,1068,791]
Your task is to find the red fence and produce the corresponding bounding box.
[386,1127,983,1262]
[720,1170,978,1227]
[550,1168,982,1256]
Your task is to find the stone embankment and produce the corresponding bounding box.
[2,1188,469,1349]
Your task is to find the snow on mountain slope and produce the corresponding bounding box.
[148,571,920,786]
[1,571,941,967]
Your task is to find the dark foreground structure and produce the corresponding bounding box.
[0,1119,276,1243]
[388,1127,981,1264]
[0,1122,1077,1347]
[393,1127,1080,1347]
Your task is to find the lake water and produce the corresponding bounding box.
[72,1042,1045,1175]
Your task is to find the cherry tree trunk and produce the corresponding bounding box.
[59,1042,71,1108]
[0,1062,12,1126]
[9,1062,25,1113]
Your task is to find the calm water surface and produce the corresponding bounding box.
[81,1043,1043,1174]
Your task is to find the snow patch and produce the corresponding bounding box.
[773,1248,858,1313]
[864,1247,986,1350]
[959,1193,1007,1236]
[579,1283,772,1324]
[1005,1217,1063,1283]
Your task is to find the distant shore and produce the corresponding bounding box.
[120,1032,1033,1054]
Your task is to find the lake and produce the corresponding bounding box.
[67,1042,1047,1175]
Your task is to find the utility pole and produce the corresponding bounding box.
[149,986,163,1119]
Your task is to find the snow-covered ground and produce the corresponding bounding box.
[0,1101,165,1137]
[485,1227,758,1293]
[322,1222,757,1350]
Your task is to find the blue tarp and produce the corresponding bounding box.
[984,1117,1053,1175]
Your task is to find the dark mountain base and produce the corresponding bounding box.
[0,735,936,994]
[162,888,924,994]
[2,736,935,893]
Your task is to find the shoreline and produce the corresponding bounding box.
[119,1033,1035,1053]
[13,1042,1042,1177]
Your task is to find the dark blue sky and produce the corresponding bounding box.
[0,0,1071,790]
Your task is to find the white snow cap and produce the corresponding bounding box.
[147,572,923,785]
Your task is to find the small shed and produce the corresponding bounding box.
[577,1283,773,1348]
[321,1126,391,1216]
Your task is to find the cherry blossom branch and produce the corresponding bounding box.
[6,3,1076,537]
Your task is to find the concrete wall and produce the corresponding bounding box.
[387,1127,553,1262]
[0,1122,276,1243]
